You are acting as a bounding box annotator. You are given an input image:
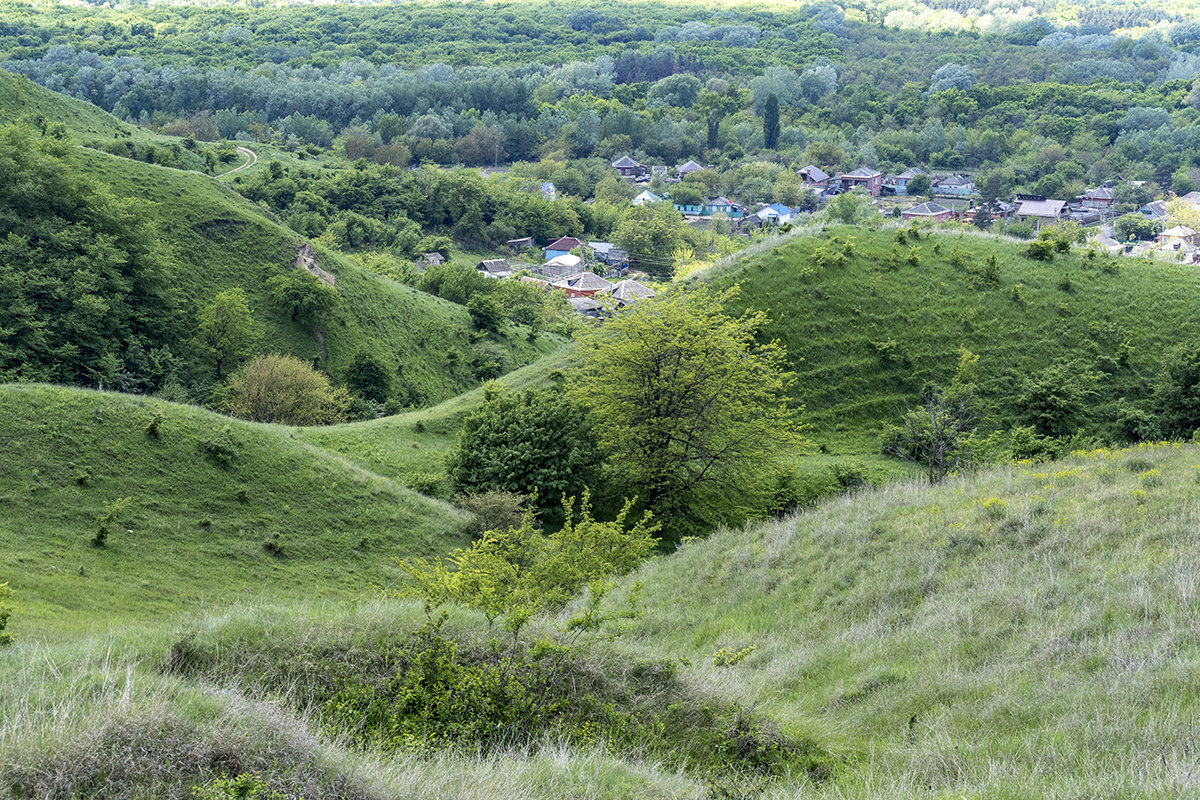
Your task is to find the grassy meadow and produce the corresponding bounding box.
[5,441,1200,798]
[0,384,472,639]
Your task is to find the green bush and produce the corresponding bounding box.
[0,583,14,646]
[191,773,285,800]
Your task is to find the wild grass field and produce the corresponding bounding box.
[0,384,471,639]
[4,441,1199,798]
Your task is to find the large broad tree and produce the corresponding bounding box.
[569,286,804,537]
[195,288,260,379]
[446,385,601,522]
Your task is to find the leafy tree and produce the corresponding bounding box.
[1154,342,1200,438]
[1017,360,1102,438]
[906,173,931,197]
[265,270,338,324]
[647,73,702,108]
[763,92,780,150]
[569,286,804,537]
[612,203,689,274]
[222,353,350,425]
[822,192,879,227]
[467,294,504,332]
[1114,213,1162,242]
[446,386,602,520]
[344,349,392,403]
[195,288,260,378]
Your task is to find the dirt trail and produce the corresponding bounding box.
[216,146,258,177]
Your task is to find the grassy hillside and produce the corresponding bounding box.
[611,440,1200,797]
[0,384,471,639]
[294,350,572,485]
[701,226,1200,456]
[0,69,211,170]
[0,67,559,403]
[5,441,1198,798]
[71,145,559,403]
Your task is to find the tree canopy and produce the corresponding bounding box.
[569,286,804,537]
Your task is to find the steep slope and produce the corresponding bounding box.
[0,68,558,402]
[612,441,1200,797]
[0,384,470,638]
[701,227,1200,454]
[0,68,210,170]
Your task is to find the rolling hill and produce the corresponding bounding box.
[700,226,1200,458]
[4,440,1197,798]
[0,66,560,405]
[0,384,471,638]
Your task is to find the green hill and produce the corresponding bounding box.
[0,384,471,638]
[700,226,1200,458]
[611,440,1200,798]
[0,68,559,404]
[0,69,212,170]
[292,350,573,485]
[4,441,1197,798]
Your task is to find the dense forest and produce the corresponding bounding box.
[3,0,1200,205]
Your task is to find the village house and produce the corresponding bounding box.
[544,236,584,261]
[588,242,629,268]
[540,253,584,280]
[417,252,445,267]
[519,275,549,290]
[609,279,655,307]
[611,155,647,179]
[932,174,974,196]
[676,160,704,179]
[705,196,742,217]
[1079,184,1115,210]
[901,201,953,222]
[754,202,794,225]
[1140,200,1169,223]
[632,189,663,206]
[551,271,615,298]
[834,167,883,197]
[567,296,606,319]
[505,236,535,250]
[882,168,926,196]
[1158,225,1200,248]
[796,165,830,189]
[963,199,1015,224]
[1015,196,1066,229]
[476,258,513,279]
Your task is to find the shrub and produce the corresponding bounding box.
[969,255,1000,287]
[222,354,350,425]
[94,496,132,548]
[454,491,532,537]
[1024,239,1055,261]
[404,471,446,497]
[192,773,285,800]
[0,583,13,645]
[200,431,238,468]
[344,349,391,404]
[265,270,338,324]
